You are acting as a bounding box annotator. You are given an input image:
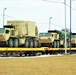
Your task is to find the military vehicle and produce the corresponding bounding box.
[39,30,60,47]
[0,20,39,47]
[71,33,76,47]
[57,30,70,47]
[39,30,70,48]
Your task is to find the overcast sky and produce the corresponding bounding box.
[0,0,76,33]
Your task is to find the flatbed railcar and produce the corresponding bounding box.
[0,47,76,56]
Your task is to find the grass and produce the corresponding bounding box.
[0,55,76,75]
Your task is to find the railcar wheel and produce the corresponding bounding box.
[8,38,13,47]
[13,39,19,47]
[7,52,12,56]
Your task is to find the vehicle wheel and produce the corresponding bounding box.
[29,39,33,48]
[37,40,41,47]
[13,39,19,47]
[56,41,60,48]
[53,41,56,48]
[8,38,13,47]
[39,43,41,47]
[33,40,37,48]
[25,39,29,48]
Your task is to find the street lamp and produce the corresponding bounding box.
[3,8,7,27]
[49,17,52,30]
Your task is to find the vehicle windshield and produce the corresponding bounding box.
[39,33,52,37]
[71,35,76,38]
[0,28,5,33]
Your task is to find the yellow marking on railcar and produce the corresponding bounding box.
[0,47,76,51]
[52,48,60,50]
[45,48,60,50]
[0,48,8,51]
[67,48,76,50]
[0,48,45,51]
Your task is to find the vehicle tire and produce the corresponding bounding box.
[53,41,56,48]
[13,39,19,47]
[37,40,40,47]
[8,38,13,47]
[29,39,33,48]
[25,39,29,48]
[56,41,60,48]
[33,40,38,48]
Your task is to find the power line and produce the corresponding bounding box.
[65,3,76,11]
[5,14,18,20]
[37,22,75,30]
[37,22,48,24]
[43,0,76,11]
[51,22,64,28]
[37,22,64,28]
[43,0,64,3]
[0,13,18,19]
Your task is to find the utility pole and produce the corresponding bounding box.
[70,0,72,53]
[3,8,7,27]
[64,0,67,54]
[49,17,52,30]
[70,0,74,53]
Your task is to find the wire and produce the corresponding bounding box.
[5,14,18,20]
[37,22,64,28]
[72,28,76,29]
[37,22,48,24]
[43,0,76,11]
[43,0,64,3]
[65,3,76,11]
[51,22,64,28]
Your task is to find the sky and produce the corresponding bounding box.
[0,0,76,33]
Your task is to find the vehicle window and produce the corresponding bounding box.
[5,30,9,34]
[11,30,14,36]
[39,33,52,37]
[55,34,57,38]
[0,28,5,33]
[52,34,53,37]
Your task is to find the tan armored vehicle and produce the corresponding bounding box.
[39,30,60,47]
[39,30,70,48]
[71,33,76,47]
[0,20,39,47]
